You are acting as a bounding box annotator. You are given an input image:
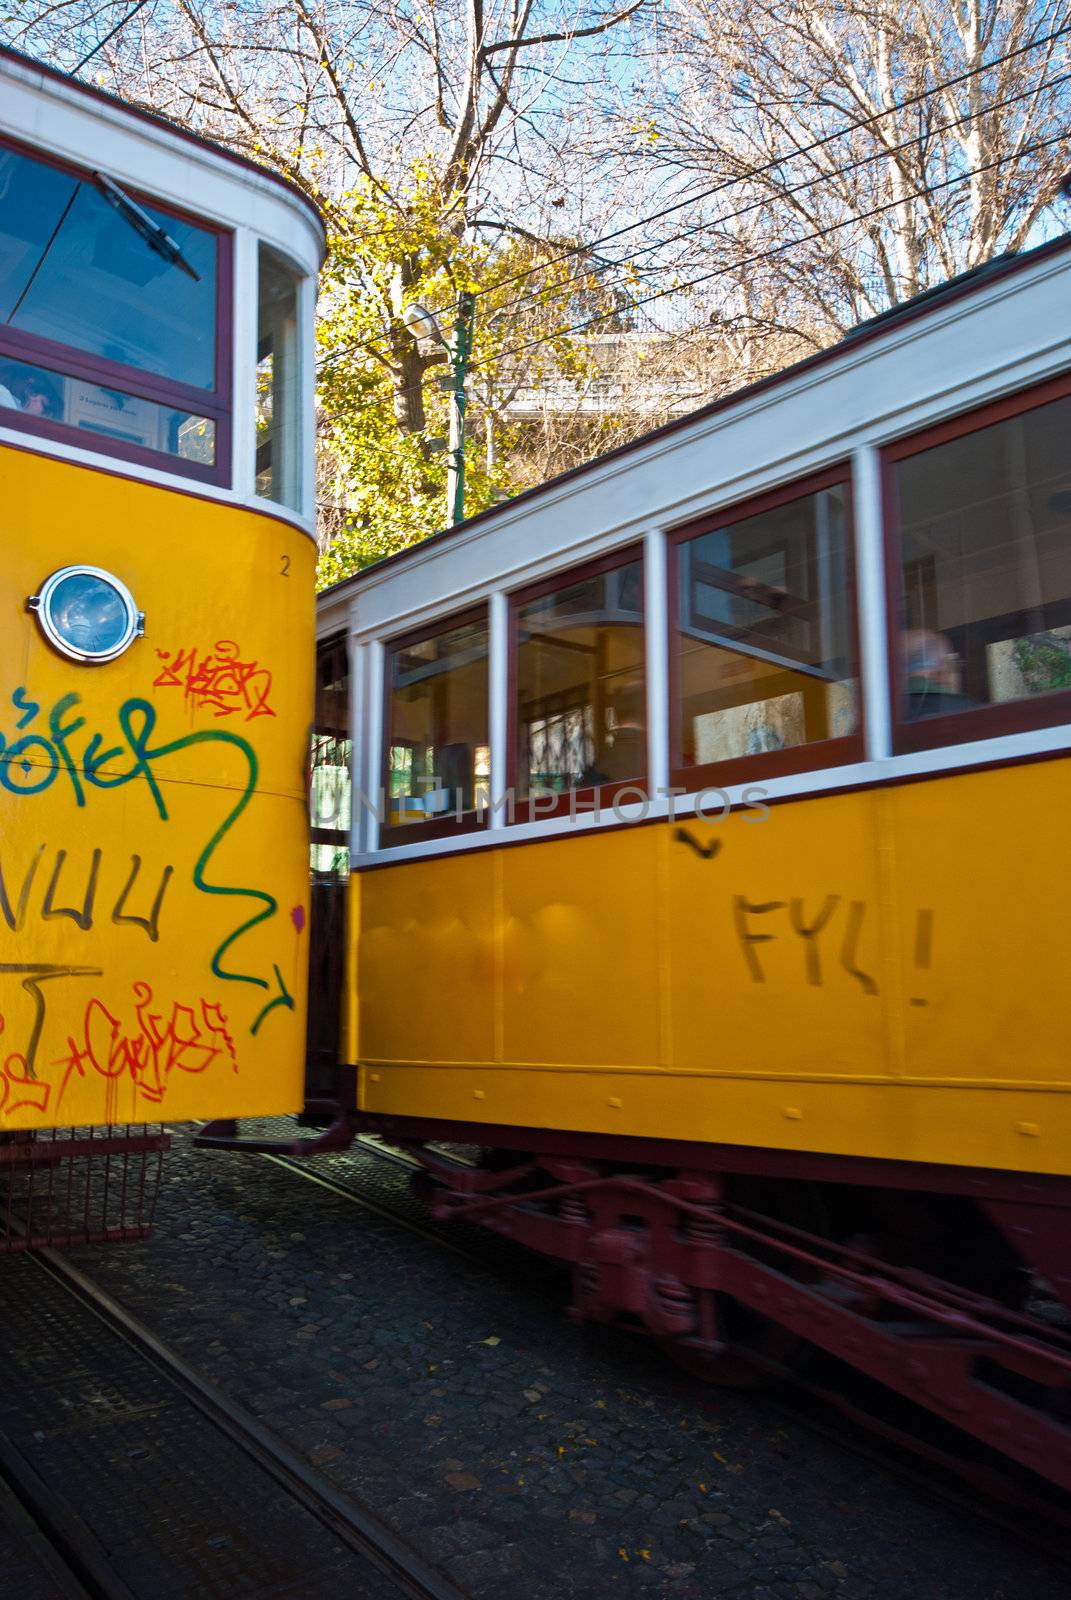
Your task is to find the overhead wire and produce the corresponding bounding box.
[317,82,1071,381]
[480,65,1071,330]
[425,18,1071,319]
[316,28,1071,375]
[465,130,1071,377]
[70,0,152,75]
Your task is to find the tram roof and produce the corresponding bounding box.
[0,43,326,251]
[320,227,1071,602]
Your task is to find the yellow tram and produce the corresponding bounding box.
[305,237,1071,1488]
[0,48,323,1231]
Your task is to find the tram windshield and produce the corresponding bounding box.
[0,145,217,389]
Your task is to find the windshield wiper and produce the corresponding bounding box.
[93,172,201,282]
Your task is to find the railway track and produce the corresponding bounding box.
[266,1134,1071,1549]
[0,1246,470,1600]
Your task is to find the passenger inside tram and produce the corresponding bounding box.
[901,630,978,719]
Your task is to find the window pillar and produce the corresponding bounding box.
[488,590,509,831]
[231,227,258,499]
[643,526,670,800]
[852,444,893,762]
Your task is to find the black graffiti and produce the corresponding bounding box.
[42,848,102,930]
[674,827,722,861]
[732,897,786,982]
[734,894,897,997]
[840,900,879,995]
[0,847,173,941]
[788,895,840,986]
[0,963,103,1078]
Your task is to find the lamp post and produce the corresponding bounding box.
[402,291,476,528]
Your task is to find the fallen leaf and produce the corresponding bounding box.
[363,1359,380,1371]
[445,1472,481,1491]
[523,1389,541,1403]
[320,1398,352,1411]
[618,1549,629,1562]
[481,1336,501,1346]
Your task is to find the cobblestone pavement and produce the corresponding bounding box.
[66,1134,1069,1600]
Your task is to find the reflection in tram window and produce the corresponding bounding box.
[0,144,217,388]
[0,356,215,462]
[256,244,302,511]
[310,634,351,875]
[893,390,1071,725]
[674,481,857,778]
[385,611,489,834]
[514,555,645,799]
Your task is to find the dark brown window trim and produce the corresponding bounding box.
[380,602,491,848]
[667,463,864,792]
[380,811,487,847]
[0,130,233,487]
[883,369,1071,756]
[507,541,647,822]
[0,400,229,486]
[508,540,644,607]
[510,777,652,826]
[0,431,315,540]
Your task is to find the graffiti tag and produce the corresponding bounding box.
[154,639,276,722]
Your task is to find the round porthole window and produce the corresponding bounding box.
[28,566,144,664]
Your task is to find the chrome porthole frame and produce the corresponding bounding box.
[27,565,145,664]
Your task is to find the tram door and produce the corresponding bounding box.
[307,634,350,1105]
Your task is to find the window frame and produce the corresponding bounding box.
[0,131,233,487]
[380,603,491,847]
[507,541,648,823]
[667,462,863,792]
[882,370,1071,755]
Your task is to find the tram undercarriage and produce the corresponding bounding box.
[383,1126,1071,1497]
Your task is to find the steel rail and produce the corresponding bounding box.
[24,1247,471,1600]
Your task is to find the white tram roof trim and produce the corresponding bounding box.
[319,233,1071,645]
[0,47,325,274]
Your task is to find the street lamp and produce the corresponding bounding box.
[402,293,476,528]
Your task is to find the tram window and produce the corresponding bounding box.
[890,386,1071,743]
[513,552,645,809]
[384,611,489,838]
[256,244,302,512]
[0,145,217,389]
[0,356,215,463]
[672,474,858,785]
[310,635,351,875]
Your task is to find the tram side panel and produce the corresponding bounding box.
[0,446,313,1129]
[352,763,1071,1178]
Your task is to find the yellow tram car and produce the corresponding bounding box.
[0,47,323,1237]
[308,237,1071,1488]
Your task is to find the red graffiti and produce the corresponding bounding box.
[0,1014,50,1118]
[154,639,276,721]
[54,983,239,1110]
